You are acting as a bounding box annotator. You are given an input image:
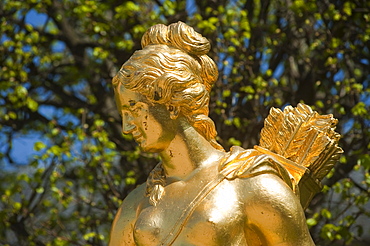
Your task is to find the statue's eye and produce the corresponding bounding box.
[129,100,136,107]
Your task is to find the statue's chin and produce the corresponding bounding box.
[138,142,162,153]
[138,137,175,153]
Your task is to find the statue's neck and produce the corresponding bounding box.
[159,124,223,182]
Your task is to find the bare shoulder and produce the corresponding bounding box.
[121,183,147,209]
[238,173,315,246]
[241,172,299,209]
[109,183,146,246]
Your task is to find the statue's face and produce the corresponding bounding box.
[114,84,177,152]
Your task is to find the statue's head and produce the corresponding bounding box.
[113,22,223,150]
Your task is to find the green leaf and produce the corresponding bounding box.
[315,100,324,109]
[321,208,332,219]
[351,102,367,116]
[228,137,242,146]
[83,232,96,240]
[13,202,22,211]
[15,86,28,97]
[36,187,44,193]
[27,97,39,112]
[222,90,231,98]
[307,218,317,226]
[343,2,353,16]
[34,142,46,151]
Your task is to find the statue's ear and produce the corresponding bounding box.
[168,105,180,120]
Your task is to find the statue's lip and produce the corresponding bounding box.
[132,131,143,140]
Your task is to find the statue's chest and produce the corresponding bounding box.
[133,180,245,246]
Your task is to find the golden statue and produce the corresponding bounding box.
[109,22,342,246]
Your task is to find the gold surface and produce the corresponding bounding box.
[109,22,341,245]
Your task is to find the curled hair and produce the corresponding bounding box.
[113,22,223,205]
[140,22,217,94]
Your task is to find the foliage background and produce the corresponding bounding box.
[1,0,369,245]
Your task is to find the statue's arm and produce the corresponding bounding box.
[109,183,146,246]
[243,173,315,246]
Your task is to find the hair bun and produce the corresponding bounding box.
[167,22,210,56]
[141,22,210,56]
[141,24,169,48]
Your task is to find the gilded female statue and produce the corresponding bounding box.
[109,22,316,245]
